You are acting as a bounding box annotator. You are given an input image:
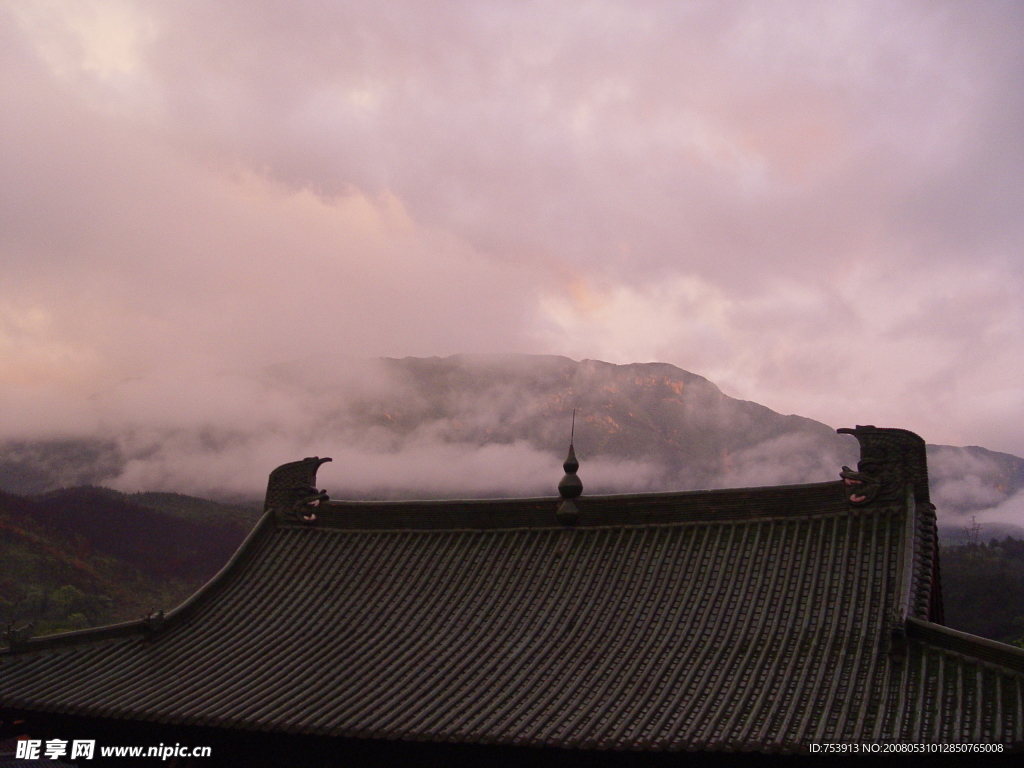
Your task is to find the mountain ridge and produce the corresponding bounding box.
[0,354,1020,527]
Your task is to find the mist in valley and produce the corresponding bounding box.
[2,354,1021,540]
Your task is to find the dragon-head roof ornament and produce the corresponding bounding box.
[838,425,930,507]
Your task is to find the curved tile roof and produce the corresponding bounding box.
[3,439,1024,752]
[6,428,1024,757]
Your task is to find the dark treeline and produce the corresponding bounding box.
[0,487,256,638]
[941,538,1024,646]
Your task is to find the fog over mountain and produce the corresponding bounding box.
[1,355,1021,533]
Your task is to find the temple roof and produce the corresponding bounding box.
[3,428,1024,752]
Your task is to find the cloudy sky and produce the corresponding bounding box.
[2,0,1023,460]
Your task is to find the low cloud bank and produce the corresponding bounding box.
[928,445,1024,532]
[0,356,1019,532]
[108,431,668,501]
[2,355,856,500]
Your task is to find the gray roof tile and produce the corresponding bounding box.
[3,479,1024,751]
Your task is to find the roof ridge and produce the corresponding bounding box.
[308,482,850,531]
[306,479,847,507]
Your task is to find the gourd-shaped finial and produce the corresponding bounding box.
[556,410,582,525]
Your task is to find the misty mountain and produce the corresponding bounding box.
[270,354,859,492]
[1,355,1023,531]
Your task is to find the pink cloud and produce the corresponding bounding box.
[2,0,1023,458]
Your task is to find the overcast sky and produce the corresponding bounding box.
[2,0,1023,457]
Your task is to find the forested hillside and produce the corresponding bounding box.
[0,488,257,638]
[941,538,1024,647]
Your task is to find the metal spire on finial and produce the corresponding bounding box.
[557,409,582,525]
